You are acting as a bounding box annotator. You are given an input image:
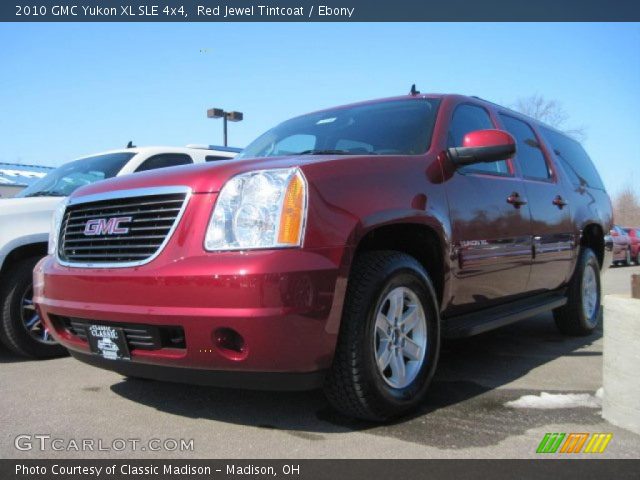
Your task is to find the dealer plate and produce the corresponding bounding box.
[86,324,130,361]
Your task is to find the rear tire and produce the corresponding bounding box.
[0,257,67,359]
[324,251,440,421]
[553,248,602,336]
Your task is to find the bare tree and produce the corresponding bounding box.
[612,184,640,227]
[514,94,586,142]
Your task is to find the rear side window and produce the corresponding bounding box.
[135,153,193,172]
[540,127,605,190]
[500,115,551,180]
[448,104,509,176]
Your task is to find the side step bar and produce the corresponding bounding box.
[442,291,567,339]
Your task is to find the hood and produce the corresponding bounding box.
[68,155,352,199]
[0,196,65,217]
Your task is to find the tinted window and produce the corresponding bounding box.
[205,155,232,162]
[17,152,135,198]
[135,154,192,172]
[271,134,316,156]
[335,138,374,153]
[540,127,605,190]
[448,104,509,175]
[238,99,441,158]
[500,115,550,180]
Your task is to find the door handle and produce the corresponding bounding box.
[507,192,528,208]
[552,195,568,209]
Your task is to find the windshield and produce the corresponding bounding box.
[17,152,135,198]
[237,98,441,159]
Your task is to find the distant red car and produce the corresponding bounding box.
[611,226,632,266]
[624,227,640,265]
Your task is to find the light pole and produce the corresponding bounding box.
[207,108,243,147]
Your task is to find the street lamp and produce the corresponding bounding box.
[207,107,244,147]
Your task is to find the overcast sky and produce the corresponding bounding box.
[1,22,638,195]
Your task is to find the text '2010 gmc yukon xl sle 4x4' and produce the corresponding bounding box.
[35,94,612,421]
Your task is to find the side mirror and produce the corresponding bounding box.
[448,129,516,167]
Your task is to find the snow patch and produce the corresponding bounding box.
[505,391,602,409]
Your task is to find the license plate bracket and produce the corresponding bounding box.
[87,324,130,361]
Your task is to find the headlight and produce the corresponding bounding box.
[205,167,307,251]
[48,199,68,255]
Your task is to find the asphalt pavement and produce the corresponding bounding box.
[1,264,639,459]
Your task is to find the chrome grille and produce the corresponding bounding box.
[58,187,189,267]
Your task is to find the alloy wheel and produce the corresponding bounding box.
[581,263,599,324]
[373,286,427,389]
[20,285,55,345]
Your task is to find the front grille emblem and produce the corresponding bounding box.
[84,216,132,236]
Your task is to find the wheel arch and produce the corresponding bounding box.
[350,220,448,309]
[0,240,48,280]
[580,223,605,268]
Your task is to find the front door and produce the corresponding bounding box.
[444,103,533,316]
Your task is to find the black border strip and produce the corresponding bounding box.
[3,0,640,22]
[3,459,640,480]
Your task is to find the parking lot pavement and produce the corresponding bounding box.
[1,265,639,459]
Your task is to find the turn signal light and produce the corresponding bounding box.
[278,172,306,245]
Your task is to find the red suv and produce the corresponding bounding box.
[623,227,640,265]
[35,94,613,421]
[611,225,633,266]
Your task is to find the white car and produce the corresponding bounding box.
[0,145,239,358]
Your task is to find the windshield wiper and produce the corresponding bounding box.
[24,191,66,197]
[296,149,352,155]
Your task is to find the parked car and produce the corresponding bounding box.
[0,145,239,358]
[623,227,640,265]
[610,225,632,266]
[35,94,612,421]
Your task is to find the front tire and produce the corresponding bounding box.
[553,248,602,336]
[0,257,67,358]
[324,251,440,421]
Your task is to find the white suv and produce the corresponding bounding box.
[0,145,239,358]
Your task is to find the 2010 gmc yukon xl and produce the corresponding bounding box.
[35,94,613,421]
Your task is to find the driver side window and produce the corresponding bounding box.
[449,104,510,176]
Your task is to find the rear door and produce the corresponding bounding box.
[499,114,574,292]
[445,103,533,315]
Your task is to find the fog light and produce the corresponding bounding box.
[214,328,247,360]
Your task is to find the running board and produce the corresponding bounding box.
[442,292,567,339]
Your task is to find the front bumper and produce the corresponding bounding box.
[69,350,326,390]
[36,246,348,390]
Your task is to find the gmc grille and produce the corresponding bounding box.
[58,190,188,266]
